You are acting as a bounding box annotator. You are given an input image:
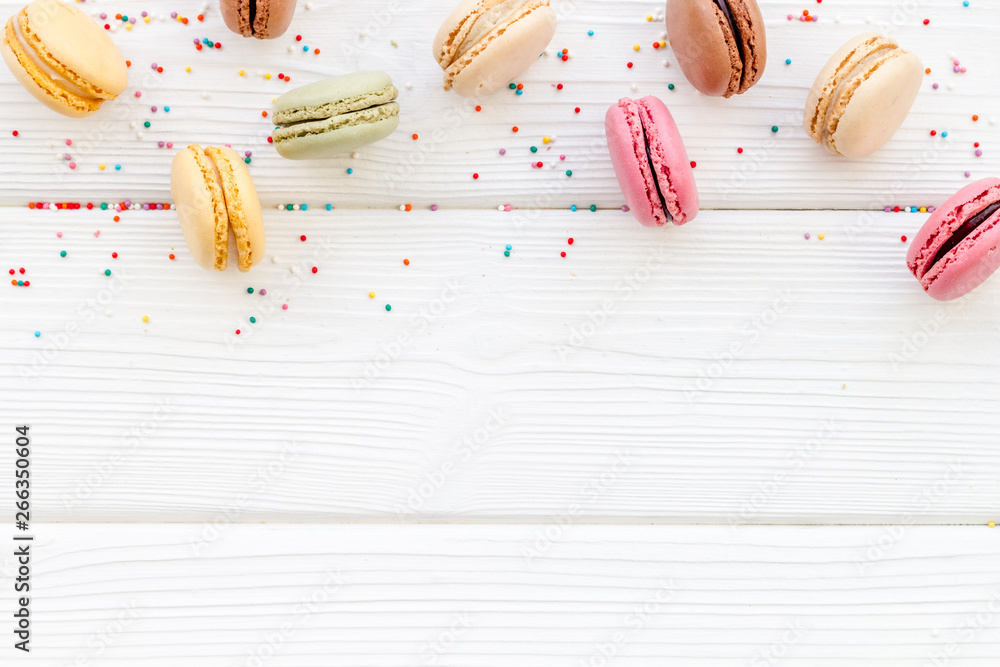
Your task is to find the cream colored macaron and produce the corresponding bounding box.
[171,145,265,272]
[1,0,127,117]
[804,33,922,158]
[433,0,556,98]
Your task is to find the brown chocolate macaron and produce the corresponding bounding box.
[664,0,766,97]
[220,0,296,40]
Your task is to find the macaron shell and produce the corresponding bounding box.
[219,0,251,36]
[170,145,230,272]
[640,96,698,224]
[665,0,738,98]
[447,4,556,98]
[907,178,1000,300]
[23,0,126,98]
[606,102,660,227]
[730,0,766,93]
[827,50,922,158]
[275,113,399,160]
[434,0,517,69]
[220,0,296,39]
[273,71,396,122]
[205,146,265,272]
[1,18,98,117]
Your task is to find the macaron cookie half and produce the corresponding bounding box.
[605,96,698,227]
[804,33,922,158]
[434,0,557,98]
[171,145,265,272]
[1,0,127,117]
[272,71,400,160]
[907,178,1000,301]
[220,0,296,39]
[665,0,766,98]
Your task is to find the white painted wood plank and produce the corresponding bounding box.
[0,0,996,209]
[1,523,998,665]
[2,207,998,522]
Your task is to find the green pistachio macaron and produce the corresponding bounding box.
[271,70,400,160]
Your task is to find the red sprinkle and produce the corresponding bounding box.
[111,252,118,258]
[560,251,566,257]
[690,161,697,168]
[311,266,318,273]
[567,238,574,245]
[901,235,908,242]
[626,62,633,68]
[300,235,307,241]
[11,130,18,137]
[574,107,581,113]
[473,173,479,179]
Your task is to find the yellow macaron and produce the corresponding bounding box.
[1,0,127,117]
[171,145,266,273]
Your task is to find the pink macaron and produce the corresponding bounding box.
[907,177,1000,301]
[605,96,698,227]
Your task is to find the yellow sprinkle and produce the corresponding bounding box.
[125,24,132,30]
[368,292,375,299]
[239,69,245,76]
[818,233,825,240]
[990,521,996,528]
[646,14,653,21]
[660,40,667,48]
[185,66,191,73]
[99,164,106,170]
[920,206,927,213]
[542,136,551,144]
[142,315,149,323]
[144,17,150,23]
[633,43,640,51]
[265,73,272,80]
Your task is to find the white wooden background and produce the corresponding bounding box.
[1,0,999,664]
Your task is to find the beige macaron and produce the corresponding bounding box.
[171,145,265,272]
[433,0,556,98]
[804,33,922,158]
[1,0,127,117]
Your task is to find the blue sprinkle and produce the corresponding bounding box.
[505,244,512,250]
[515,89,523,95]
[325,204,332,211]
[164,106,170,112]
[115,164,121,170]
[587,30,594,36]
[941,131,948,138]
[346,168,353,175]
[34,331,40,338]
[964,1,970,6]
[301,204,308,211]
[785,58,792,65]
[570,204,577,212]
[303,46,309,51]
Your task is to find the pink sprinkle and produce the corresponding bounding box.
[804,232,811,240]
[499,149,506,156]
[282,304,288,310]
[56,231,62,237]
[559,154,566,160]
[134,91,141,98]
[504,204,512,212]
[65,139,72,146]
[976,149,983,157]
[259,288,267,295]
[430,204,438,211]
[94,230,100,237]
[69,163,76,169]
[151,106,157,112]
[166,142,174,148]
[965,171,971,178]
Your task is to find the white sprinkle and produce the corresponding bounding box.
[662,60,670,68]
[630,83,638,92]
[497,205,505,212]
[399,204,406,212]
[305,2,313,8]
[292,204,300,211]
[351,152,360,159]
[276,204,284,210]
[136,132,144,139]
[290,265,299,274]
[202,92,210,99]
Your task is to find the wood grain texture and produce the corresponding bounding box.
[2,524,998,665]
[2,208,998,523]
[0,0,996,210]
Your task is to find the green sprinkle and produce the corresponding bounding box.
[530,146,538,153]
[60,250,67,257]
[667,83,675,90]
[285,204,293,211]
[508,83,516,89]
[589,205,597,212]
[565,170,572,177]
[385,304,391,312]
[104,269,111,276]
[771,125,779,133]
[100,203,108,210]
[249,316,257,324]
[244,157,251,164]
[143,121,151,128]
[504,250,510,257]
[247,287,254,294]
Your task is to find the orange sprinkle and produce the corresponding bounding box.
[973,114,979,122]
[404,204,412,212]
[113,215,120,222]
[412,133,419,140]
[512,126,519,133]
[925,68,931,74]
[403,259,410,265]
[168,253,175,260]
[261,111,268,117]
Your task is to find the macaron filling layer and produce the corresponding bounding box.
[618,98,684,226]
[640,115,672,224]
[713,0,745,79]
[272,83,400,144]
[272,102,399,143]
[929,200,1000,269]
